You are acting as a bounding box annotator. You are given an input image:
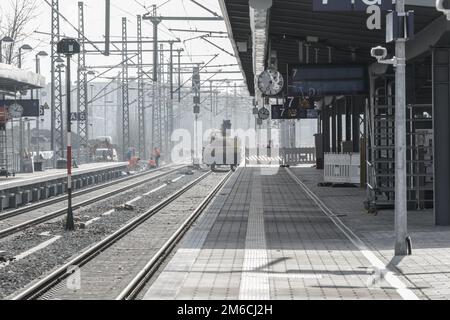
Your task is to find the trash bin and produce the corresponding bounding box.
[56,159,67,169]
[22,159,34,173]
[33,161,43,172]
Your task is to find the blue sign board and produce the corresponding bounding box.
[271,104,319,120]
[288,65,368,97]
[0,99,40,117]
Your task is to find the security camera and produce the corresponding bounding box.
[371,46,387,61]
[371,46,397,66]
[436,0,450,20]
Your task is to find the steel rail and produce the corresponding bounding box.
[0,163,183,222]
[0,164,188,239]
[116,170,233,300]
[12,170,213,300]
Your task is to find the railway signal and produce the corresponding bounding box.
[57,38,81,231]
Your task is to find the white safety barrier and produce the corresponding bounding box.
[245,148,316,166]
[324,153,360,184]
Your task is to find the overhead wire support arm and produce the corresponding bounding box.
[172,54,219,98]
[168,28,227,35]
[200,36,235,57]
[189,0,221,17]
[43,0,104,55]
[184,34,228,43]
[144,16,223,21]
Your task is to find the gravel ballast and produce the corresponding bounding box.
[0,167,207,299]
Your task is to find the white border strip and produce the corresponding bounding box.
[171,175,185,183]
[285,168,419,300]
[0,236,61,269]
[143,184,167,196]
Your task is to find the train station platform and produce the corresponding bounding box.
[0,162,128,210]
[0,162,128,191]
[144,166,450,300]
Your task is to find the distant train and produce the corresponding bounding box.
[203,122,241,171]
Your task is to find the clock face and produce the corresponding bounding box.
[258,107,270,120]
[257,69,284,96]
[8,103,24,118]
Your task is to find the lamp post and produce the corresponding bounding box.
[57,38,80,232]
[16,44,32,171]
[34,51,48,160]
[35,51,48,74]
[0,36,14,64]
[18,44,32,68]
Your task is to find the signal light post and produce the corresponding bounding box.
[57,38,81,231]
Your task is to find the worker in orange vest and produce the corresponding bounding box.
[128,156,140,171]
[148,157,157,169]
[153,147,161,167]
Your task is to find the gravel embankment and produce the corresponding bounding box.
[0,166,207,299]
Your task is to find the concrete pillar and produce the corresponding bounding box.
[433,48,450,226]
[331,103,337,153]
[352,97,361,153]
[337,100,343,153]
[322,105,330,153]
[345,97,352,141]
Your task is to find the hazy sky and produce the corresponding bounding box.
[2,0,243,88]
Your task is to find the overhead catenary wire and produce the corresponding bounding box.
[42,0,104,54]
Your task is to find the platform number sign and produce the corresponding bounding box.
[78,111,87,121]
[70,112,86,122]
[70,112,78,122]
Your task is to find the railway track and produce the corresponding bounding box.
[0,163,187,239]
[11,169,232,300]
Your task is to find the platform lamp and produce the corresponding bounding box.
[34,51,49,161]
[35,51,48,74]
[18,44,32,68]
[0,36,14,64]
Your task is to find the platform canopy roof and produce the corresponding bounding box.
[0,63,46,94]
[220,0,442,96]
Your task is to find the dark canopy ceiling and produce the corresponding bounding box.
[223,0,441,96]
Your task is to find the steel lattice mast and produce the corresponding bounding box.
[137,15,146,159]
[51,0,64,161]
[159,43,165,155]
[77,1,88,161]
[167,41,174,154]
[152,50,162,154]
[121,17,130,159]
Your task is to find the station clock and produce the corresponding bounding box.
[258,107,270,120]
[7,103,24,118]
[257,69,284,96]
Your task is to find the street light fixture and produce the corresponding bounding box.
[0,36,14,64]
[34,50,49,163]
[18,44,32,68]
[35,51,48,74]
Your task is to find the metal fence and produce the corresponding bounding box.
[324,153,361,184]
[245,147,316,166]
